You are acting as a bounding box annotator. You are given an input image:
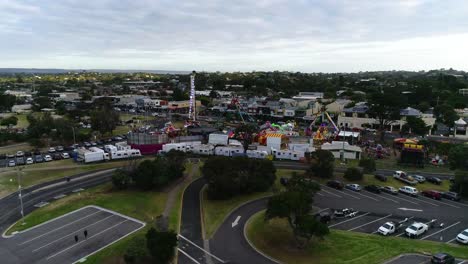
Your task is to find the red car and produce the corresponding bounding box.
[421,190,441,200]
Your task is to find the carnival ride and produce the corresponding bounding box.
[305,110,340,146]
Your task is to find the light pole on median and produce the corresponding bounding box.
[71,126,76,145]
[17,167,25,225]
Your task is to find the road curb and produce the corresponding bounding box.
[243,210,283,264]
[199,184,208,240]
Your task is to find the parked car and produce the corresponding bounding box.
[441,192,460,201]
[405,222,428,238]
[382,186,398,195]
[431,253,455,264]
[91,141,97,146]
[421,190,441,200]
[129,109,136,113]
[456,229,468,244]
[52,153,62,160]
[326,180,344,190]
[0,154,5,159]
[427,176,442,185]
[378,222,397,236]
[412,175,426,183]
[364,185,382,194]
[84,142,91,147]
[16,157,25,165]
[26,157,34,165]
[7,153,15,159]
[16,151,24,157]
[374,174,387,182]
[61,152,70,159]
[44,155,52,162]
[56,146,64,152]
[35,155,43,163]
[24,151,32,157]
[399,186,418,197]
[8,160,16,167]
[33,149,41,155]
[48,147,56,153]
[345,184,362,192]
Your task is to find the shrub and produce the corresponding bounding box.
[358,158,376,173]
[344,167,363,181]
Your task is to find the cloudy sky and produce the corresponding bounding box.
[1,0,468,72]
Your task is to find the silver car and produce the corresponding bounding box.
[412,175,426,183]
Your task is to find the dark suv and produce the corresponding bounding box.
[421,190,441,200]
[326,180,344,190]
[427,176,442,185]
[374,174,387,182]
[441,192,460,201]
[364,185,381,194]
[431,253,455,264]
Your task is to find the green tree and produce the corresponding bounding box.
[124,236,149,264]
[451,170,468,198]
[234,123,258,152]
[203,156,276,200]
[265,173,328,248]
[145,228,178,264]
[435,104,458,131]
[403,116,429,136]
[448,144,468,170]
[0,116,18,127]
[306,150,335,179]
[32,96,53,111]
[367,88,405,141]
[358,158,376,173]
[344,167,363,181]
[112,169,131,190]
[0,93,16,112]
[172,88,188,101]
[90,107,120,134]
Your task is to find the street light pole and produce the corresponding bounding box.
[71,126,76,145]
[17,167,25,225]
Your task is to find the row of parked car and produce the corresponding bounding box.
[325,180,461,201]
[374,172,445,185]
[6,151,71,167]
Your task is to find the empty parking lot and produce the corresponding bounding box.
[0,205,145,264]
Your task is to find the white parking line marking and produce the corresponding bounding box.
[316,208,330,214]
[317,192,324,196]
[420,222,461,240]
[178,248,201,264]
[382,193,419,205]
[319,189,342,198]
[394,217,414,237]
[446,237,457,244]
[356,192,379,201]
[32,214,115,252]
[46,220,128,260]
[419,196,460,208]
[340,189,362,199]
[413,197,439,207]
[363,191,399,203]
[178,234,225,263]
[19,210,102,245]
[329,212,370,228]
[348,214,392,231]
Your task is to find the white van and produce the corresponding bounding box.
[399,186,418,197]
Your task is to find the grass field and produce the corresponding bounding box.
[0,159,148,197]
[0,143,34,155]
[6,183,167,264]
[246,210,468,264]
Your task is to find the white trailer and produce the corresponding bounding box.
[104,144,141,160]
[272,149,305,161]
[192,144,214,156]
[208,133,229,146]
[246,150,268,159]
[214,146,244,157]
[77,147,109,163]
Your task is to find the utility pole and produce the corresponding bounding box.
[17,167,25,225]
[71,126,76,145]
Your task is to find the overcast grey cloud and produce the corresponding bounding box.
[1,0,468,72]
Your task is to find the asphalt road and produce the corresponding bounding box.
[385,254,466,264]
[0,206,144,264]
[0,169,115,234]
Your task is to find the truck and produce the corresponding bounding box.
[208,133,229,146]
[405,222,429,238]
[104,145,141,160]
[393,170,418,185]
[77,147,109,163]
[378,218,410,236]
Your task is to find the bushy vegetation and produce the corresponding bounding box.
[306,150,335,179]
[202,156,276,200]
[344,167,363,181]
[358,158,376,173]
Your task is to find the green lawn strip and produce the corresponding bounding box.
[246,210,468,264]
[0,160,135,196]
[0,143,34,154]
[112,125,130,136]
[201,169,302,239]
[6,183,167,263]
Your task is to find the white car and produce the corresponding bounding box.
[456,229,468,244]
[345,184,362,192]
[48,147,56,153]
[129,109,136,113]
[378,222,396,236]
[44,155,52,162]
[61,152,70,159]
[8,160,16,167]
[16,151,24,157]
[399,186,418,197]
[26,157,34,165]
[405,222,428,238]
[412,175,426,183]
